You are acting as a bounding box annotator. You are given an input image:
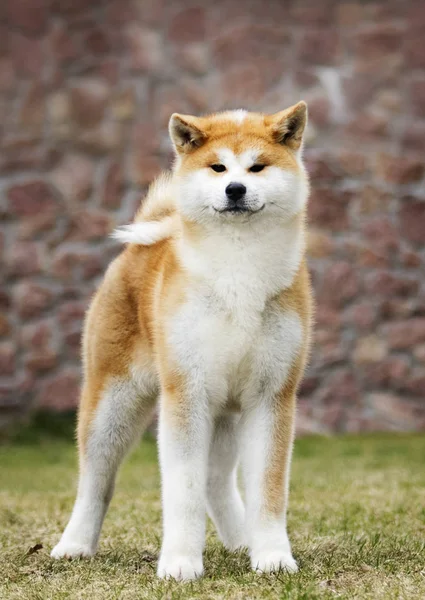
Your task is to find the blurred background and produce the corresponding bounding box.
[0,0,424,435]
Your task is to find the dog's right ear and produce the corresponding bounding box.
[169,114,207,154]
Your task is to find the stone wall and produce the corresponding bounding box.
[1,0,424,432]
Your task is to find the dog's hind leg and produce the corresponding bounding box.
[206,415,246,550]
[51,377,156,559]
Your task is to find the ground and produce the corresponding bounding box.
[1,418,424,599]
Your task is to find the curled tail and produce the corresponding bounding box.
[112,172,179,246]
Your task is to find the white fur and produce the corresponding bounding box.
[176,148,308,223]
[226,109,248,124]
[207,415,246,550]
[156,140,307,574]
[112,217,174,245]
[160,275,303,576]
[157,394,211,580]
[51,374,157,559]
[52,125,308,580]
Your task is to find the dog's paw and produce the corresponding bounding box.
[157,553,203,580]
[251,549,298,574]
[51,540,95,560]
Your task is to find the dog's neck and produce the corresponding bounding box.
[176,213,306,316]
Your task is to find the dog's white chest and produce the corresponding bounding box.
[168,290,303,412]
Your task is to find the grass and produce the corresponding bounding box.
[1,420,424,599]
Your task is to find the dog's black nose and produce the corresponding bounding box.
[225,182,246,202]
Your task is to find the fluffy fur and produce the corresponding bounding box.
[51,103,314,581]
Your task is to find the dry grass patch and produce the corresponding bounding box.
[1,422,424,599]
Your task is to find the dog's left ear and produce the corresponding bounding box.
[268,101,308,151]
[169,113,207,154]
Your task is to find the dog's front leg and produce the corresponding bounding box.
[240,390,298,574]
[157,388,211,580]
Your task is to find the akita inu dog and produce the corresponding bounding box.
[51,102,313,580]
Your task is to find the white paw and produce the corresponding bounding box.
[157,554,203,580]
[251,549,298,574]
[51,540,95,560]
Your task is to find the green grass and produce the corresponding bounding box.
[1,427,424,599]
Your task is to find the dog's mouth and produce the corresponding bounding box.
[214,204,265,215]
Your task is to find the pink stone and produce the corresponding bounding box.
[299,28,340,65]
[0,342,16,376]
[25,350,57,373]
[376,153,424,184]
[14,282,54,318]
[7,181,58,217]
[398,370,425,397]
[83,26,112,56]
[291,1,335,25]
[18,212,59,240]
[10,32,43,77]
[168,7,206,44]
[400,200,425,245]
[365,271,418,298]
[305,152,342,182]
[319,369,360,405]
[102,161,125,209]
[130,153,163,187]
[75,121,125,155]
[336,2,363,26]
[213,24,288,68]
[318,261,359,307]
[64,330,82,357]
[405,30,425,69]
[308,188,349,231]
[382,318,425,350]
[363,218,398,253]
[350,24,402,61]
[58,301,87,330]
[414,344,425,364]
[6,0,47,35]
[20,320,53,349]
[402,122,425,153]
[367,393,424,431]
[0,59,16,93]
[50,154,95,202]
[70,78,110,127]
[410,78,425,118]
[125,25,163,72]
[315,306,341,329]
[49,22,79,66]
[36,369,80,411]
[6,242,42,277]
[173,43,209,75]
[0,315,10,336]
[65,209,112,241]
[132,121,161,154]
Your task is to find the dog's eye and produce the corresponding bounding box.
[249,164,265,173]
[210,164,226,173]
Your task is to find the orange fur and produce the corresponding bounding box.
[56,104,314,577]
[78,105,312,458]
[263,260,313,515]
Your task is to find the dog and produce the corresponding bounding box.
[51,102,313,580]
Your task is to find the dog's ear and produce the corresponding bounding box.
[169,114,207,154]
[268,101,308,151]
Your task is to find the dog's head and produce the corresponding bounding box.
[169,103,309,226]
